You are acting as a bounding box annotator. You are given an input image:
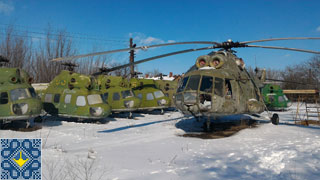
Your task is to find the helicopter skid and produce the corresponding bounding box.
[136,106,167,111]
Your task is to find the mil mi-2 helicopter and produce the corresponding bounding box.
[261,84,291,111]
[52,37,320,130]
[38,63,111,121]
[0,56,42,128]
[92,68,141,118]
[92,67,170,114]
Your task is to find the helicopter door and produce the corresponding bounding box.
[62,94,75,115]
[212,77,224,112]
[223,79,237,113]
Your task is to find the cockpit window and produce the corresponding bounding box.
[214,77,224,97]
[177,77,189,92]
[154,91,164,98]
[186,75,200,91]
[10,88,30,101]
[200,76,213,93]
[88,94,103,105]
[0,92,8,104]
[28,88,37,98]
[121,90,134,99]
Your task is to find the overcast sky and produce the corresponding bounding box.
[1,0,320,75]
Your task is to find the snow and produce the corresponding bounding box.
[1,103,320,180]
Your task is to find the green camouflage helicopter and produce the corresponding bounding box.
[92,70,141,118]
[91,67,169,115]
[52,37,320,130]
[261,84,291,111]
[150,74,179,108]
[0,56,42,128]
[129,78,170,113]
[38,63,111,121]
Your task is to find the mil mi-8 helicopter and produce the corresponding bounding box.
[38,63,111,121]
[52,37,320,130]
[0,56,42,128]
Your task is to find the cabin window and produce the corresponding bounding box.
[44,94,53,103]
[154,91,164,98]
[54,94,60,103]
[200,76,213,93]
[278,96,285,103]
[0,92,8,104]
[214,77,224,97]
[186,75,200,91]
[28,88,37,98]
[225,80,232,98]
[146,93,154,100]
[137,93,142,99]
[268,95,275,103]
[76,96,86,106]
[177,76,189,92]
[88,94,103,105]
[101,93,108,102]
[122,90,133,99]
[113,92,120,101]
[10,88,30,101]
[64,94,72,104]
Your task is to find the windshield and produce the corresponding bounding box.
[122,90,134,99]
[177,77,189,92]
[200,76,213,93]
[87,94,103,105]
[154,91,165,98]
[10,88,30,101]
[186,75,200,91]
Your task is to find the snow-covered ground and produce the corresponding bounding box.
[1,103,320,180]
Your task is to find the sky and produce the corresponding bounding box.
[1,0,320,75]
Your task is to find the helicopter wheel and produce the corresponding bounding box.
[271,113,279,125]
[128,112,133,119]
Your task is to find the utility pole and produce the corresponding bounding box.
[129,38,136,78]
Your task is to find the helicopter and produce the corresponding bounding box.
[38,63,111,122]
[0,56,42,128]
[52,37,320,130]
[261,84,291,111]
[149,74,179,108]
[92,69,141,118]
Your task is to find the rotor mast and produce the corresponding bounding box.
[129,38,136,78]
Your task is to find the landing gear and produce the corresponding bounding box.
[203,116,212,132]
[26,118,35,128]
[271,113,279,125]
[128,112,133,119]
[160,109,164,115]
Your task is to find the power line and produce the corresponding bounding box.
[0,23,128,43]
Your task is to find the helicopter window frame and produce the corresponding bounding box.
[0,92,9,104]
[146,93,154,100]
[44,93,53,103]
[214,77,224,97]
[76,96,86,107]
[177,76,189,92]
[113,92,121,101]
[185,75,201,91]
[65,94,72,104]
[200,76,214,93]
[54,94,61,103]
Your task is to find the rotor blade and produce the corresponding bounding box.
[266,78,316,85]
[246,45,320,54]
[241,37,320,44]
[51,41,220,62]
[103,46,216,73]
